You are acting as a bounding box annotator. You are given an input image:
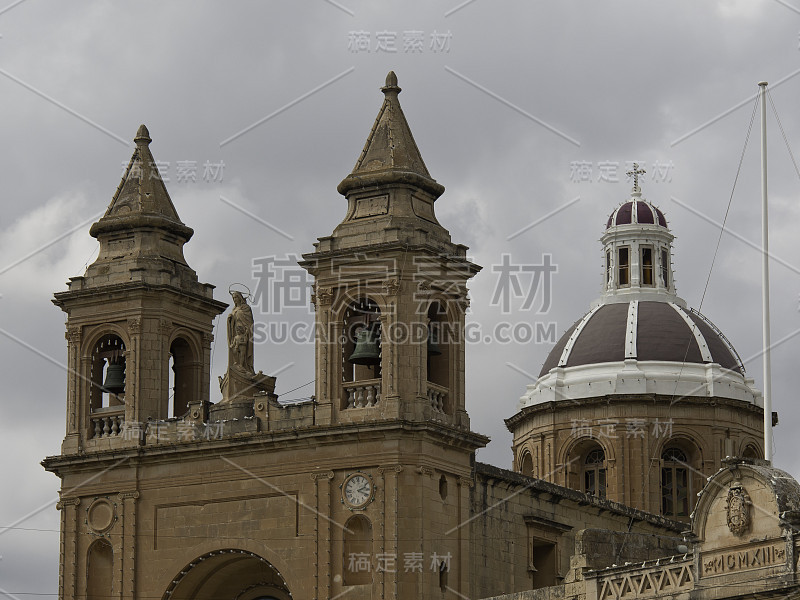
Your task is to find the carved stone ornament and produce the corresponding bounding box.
[377,465,404,475]
[56,497,81,510]
[159,319,173,335]
[382,279,401,296]
[65,327,82,344]
[315,287,334,306]
[127,317,142,334]
[726,483,751,536]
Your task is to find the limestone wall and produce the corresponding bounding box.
[469,462,683,598]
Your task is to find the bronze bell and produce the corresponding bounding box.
[349,325,380,365]
[428,326,442,357]
[102,361,125,394]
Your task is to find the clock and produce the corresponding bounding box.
[342,472,374,509]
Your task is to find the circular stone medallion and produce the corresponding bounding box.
[87,499,115,533]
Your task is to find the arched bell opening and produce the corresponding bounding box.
[88,333,127,439]
[163,549,292,600]
[169,336,196,418]
[90,334,126,410]
[341,298,381,410]
[426,301,451,415]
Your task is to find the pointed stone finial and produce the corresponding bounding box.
[134,124,151,146]
[338,71,443,198]
[381,70,401,95]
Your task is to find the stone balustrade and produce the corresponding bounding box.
[345,379,382,408]
[90,406,125,438]
[427,382,448,414]
[591,556,694,599]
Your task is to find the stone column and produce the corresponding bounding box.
[119,491,138,600]
[56,497,81,600]
[311,471,334,599]
[457,476,475,596]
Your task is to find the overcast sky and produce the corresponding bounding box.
[3,0,800,595]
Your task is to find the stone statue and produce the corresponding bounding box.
[218,289,275,405]
[227,291,255,374]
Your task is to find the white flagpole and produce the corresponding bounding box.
[759,81,773,462]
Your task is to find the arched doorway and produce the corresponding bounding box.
[163,549,291,600]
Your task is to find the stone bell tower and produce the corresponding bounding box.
[298,72,488,597]
[52,125,227,454]
[301,71,479,431]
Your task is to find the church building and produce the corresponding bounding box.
[43,72,800,600]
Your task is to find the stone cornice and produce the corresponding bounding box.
[53,282,227,313]
[505,393,765,432]
[42,419,490,475]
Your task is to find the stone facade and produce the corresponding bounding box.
[484,459,800,600]
[42,74,799,600]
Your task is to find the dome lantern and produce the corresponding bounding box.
[599,175,679,306]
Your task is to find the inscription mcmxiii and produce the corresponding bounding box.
[702,543,786,576]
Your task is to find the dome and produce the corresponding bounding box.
[518,181,761,409]
[539,301,743,378]
[606,198,668,229]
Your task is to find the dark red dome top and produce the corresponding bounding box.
[606,200,667,229]
[539,301,743,378]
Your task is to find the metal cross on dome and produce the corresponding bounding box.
[626,163,646,190]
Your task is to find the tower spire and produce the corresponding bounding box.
[81,125,204,293]
[91,124,186,236]
[337,71,444,198]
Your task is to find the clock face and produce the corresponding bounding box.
[343,474,372,508]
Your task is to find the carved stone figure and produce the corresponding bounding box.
[227,291,255,374]
[218,290,275,405]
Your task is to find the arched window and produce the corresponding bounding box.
[342,299,381,409]
[426,301,451,415]
[520,452,534,477]
[343,515,372,586]
[617,247,630,286]
[169,337,195,418]
[742,444,760,460]
[641,246,654,286]
[583,448,606,499]
[661,447,689,517]
[660,248,670,288]
[86,540,113,600]
[426,302,448,385]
